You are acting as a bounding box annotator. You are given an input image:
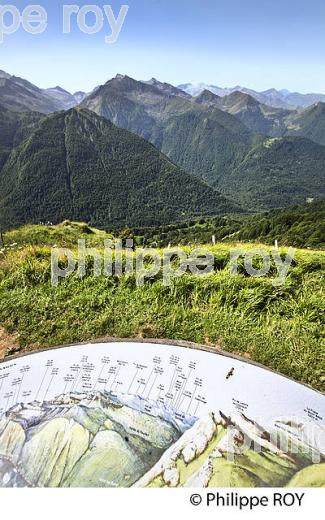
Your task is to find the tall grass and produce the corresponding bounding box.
[0,233,324,391]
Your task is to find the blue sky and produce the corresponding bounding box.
[1,0,325,94]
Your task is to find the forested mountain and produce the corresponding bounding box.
[0,108,237,230]
[0,105,42,169]
[81,75,325,209]
[0,70,324,225]
[217,137,325,210]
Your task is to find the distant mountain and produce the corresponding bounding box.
[81,75,325,210]
[45,87,88,108]
[178,83,228,98]
[218,137,325,210]
[282,91,325,109]
[143,78,190,98]
[179,83,325,110]
[73,91,87,104]
[0,70,11,80]
[194,90,325,147]
[0,70,81,113]
[0,74,63,113]
[194,89,221,105]
[285,102,325,147]
[195,90,291,136]
[81,74,255,185]
[44,86,77,109]
[0,108,237,230]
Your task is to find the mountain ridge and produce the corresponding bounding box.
[1,70,325,220]
[178,82,325,109]
[81,75,325,210]
[0,107,238,230]
[0,71,85,113]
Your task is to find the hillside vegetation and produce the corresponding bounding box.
[2,221,112,248]
[0,108,236,231]
[134,201,325,250]
[0,223,324,391]
[1,75,325,231]
[81,75,325,209]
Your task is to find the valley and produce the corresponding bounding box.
[0,70,324,392]
[0,70,324,230]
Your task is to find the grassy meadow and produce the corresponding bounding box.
[0,222,324,391]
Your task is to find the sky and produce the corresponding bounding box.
[1,0,325,94]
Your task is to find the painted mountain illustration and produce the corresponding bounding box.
[0,390,323,488]
[135,412,325,488]
[0,390,192,487]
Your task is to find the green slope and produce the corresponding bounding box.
[285,102,325,146]
[81,75,325,209]
[218,137,325,210]
[129,200,325,250]
[0,232,324,390]
[0,108,238,230]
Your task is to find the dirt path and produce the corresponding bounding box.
[0,327,19,359]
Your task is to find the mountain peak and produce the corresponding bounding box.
[49,86,71,95]
[195,89,221,105]
[0,70,11,79]
[143,77,190,97]
[105,74,136,88]
[225,90,258,104]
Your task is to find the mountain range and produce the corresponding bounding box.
[0,107,236,230]
[80,75,325,209]
[178,82,325,110]
[0,69,324,230]
[193,88,325,146]
[0,70,86,113]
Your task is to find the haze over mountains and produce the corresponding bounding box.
[178,82,325,110]
[0,69,324,230]
[0,70,86,113]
